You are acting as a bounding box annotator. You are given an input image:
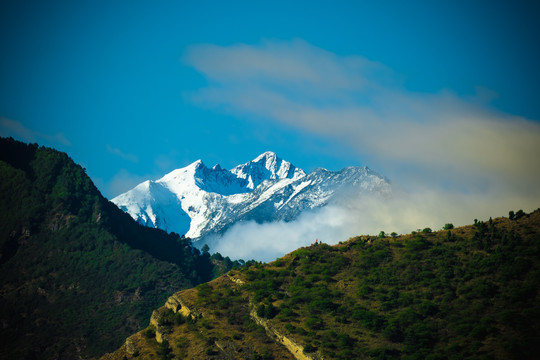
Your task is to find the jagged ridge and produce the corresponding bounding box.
[112,152,391,244]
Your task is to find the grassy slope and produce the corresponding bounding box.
[104,210,540,360]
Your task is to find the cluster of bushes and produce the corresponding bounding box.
[112,206,539,360]
[236,209,540,359]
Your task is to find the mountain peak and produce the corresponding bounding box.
[254,151,278,162]
[190,159,205,168]
[231,151,305,189]
[112,152,390,242]
[157,160,206,186]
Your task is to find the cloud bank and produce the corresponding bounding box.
[205,188,528,262]
[186,39,540,261]
[184,39,540,195]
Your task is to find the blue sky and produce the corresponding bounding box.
[1,0,540,224]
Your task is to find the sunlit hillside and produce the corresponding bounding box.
[103,209,540,359]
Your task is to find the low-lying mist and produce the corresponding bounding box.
[204,187,536,263]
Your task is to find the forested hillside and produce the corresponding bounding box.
[104,209,540,360]
[0,137,240,359]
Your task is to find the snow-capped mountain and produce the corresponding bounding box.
[230,151,305,189]
[111,151,391,241]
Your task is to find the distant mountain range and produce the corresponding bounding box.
[112,151,391,245]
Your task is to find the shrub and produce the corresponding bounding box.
[284,323,295,333]
[158,308,175,326]
[383,320,404,342]
[143,327,155,338]
[352,307,386,331]
[174,312,185,325]
[158,339,173,360]
[418,300,439,317]
[358,284,373,298]
[196,283,212,301]
[305,316,324,330]
[405,236,432,251]
[303,343,317,353]
[176,336,189,349]
[264,303,279,319]
[337,333,355,348]
[201,319,213,329]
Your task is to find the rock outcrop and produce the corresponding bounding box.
[249,304,322,360]
[164,292,200,318]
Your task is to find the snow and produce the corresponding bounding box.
[111,151,391,248]
[279,180,312,209]
[238,178,297,216]
[230,151,306,189]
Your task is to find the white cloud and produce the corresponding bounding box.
[185,39,540,204]
[185,39,540,261]
[185,39,389,92]
[205,187,532,262]
[0,117,71,146]
[203,204,357,262]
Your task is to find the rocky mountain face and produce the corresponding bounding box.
[112,152,391,243]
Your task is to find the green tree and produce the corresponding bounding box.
[158,339,173,360]
[264,303,278,319]
[144,328,155,338]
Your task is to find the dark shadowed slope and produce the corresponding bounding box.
[0,137,235,359]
